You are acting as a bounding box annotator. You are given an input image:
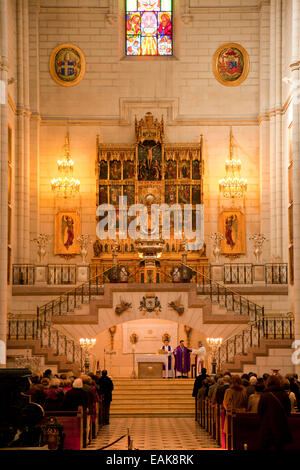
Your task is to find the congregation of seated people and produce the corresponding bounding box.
[193,368,300,450]
[26,369,105,415]
[194,369,300,413]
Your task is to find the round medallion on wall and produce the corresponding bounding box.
[213,43,249,87]
[49,43,85,87]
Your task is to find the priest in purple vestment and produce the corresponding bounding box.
[173,340,192,378]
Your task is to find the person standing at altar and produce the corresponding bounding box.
[161,339,173,379]
[192,341,207,377]
[174,340,192,378]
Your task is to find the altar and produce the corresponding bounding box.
[135,354,169,379]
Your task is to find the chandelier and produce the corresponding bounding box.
[51,132,80,198]
[219,127,247,198]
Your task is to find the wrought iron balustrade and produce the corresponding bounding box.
[13,264,35,285]
[184,263,264,321]
[218,313,294,365]
[48,264,77,285]
[37,272,104,325]
[7,318,82,367]
[265,264,288,284]
[224,264,253,284]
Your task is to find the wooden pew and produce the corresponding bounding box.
[230,411,300,450]
[42,407,84,450]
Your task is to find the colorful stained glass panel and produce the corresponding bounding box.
[126,0,172,56]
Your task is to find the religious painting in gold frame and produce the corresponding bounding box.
[49,43,86,87]
[54,211,81,255]
[213,43,249,87]
[219,209,245,255]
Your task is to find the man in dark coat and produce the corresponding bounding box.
[98,370,114,425]
[258,375,292,450]
[192,368,208,420]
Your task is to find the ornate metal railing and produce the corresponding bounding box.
[7,319,83,367]
[265,263,288,284]
[218,313,294,366]
[12,263,288,285]
[183,263,264,321]
[224,264,253,284]
[37,272,104,326]
[48,264,77,285]
[13,264,35,285]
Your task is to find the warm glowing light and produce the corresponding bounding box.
[206,337,223,346]
[219,128,247,199]
[51,132,80,198]
[80,338,96,348]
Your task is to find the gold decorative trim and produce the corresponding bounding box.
[213,43,249,87]
[49,43,86,87]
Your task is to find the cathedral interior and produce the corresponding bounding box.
[0,0,300,452]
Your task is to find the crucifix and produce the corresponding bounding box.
[140,142,160,169]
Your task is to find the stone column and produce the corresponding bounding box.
[0,0,9,365]
[259,1,271,258]
[29,0,40,258]
[15,0,31,263]
[269,0,284,261]
[291,0,300,375]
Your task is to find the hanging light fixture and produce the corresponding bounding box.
[219,127,247,198]
[51,132,80,198]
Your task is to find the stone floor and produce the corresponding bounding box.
[88,417,221,450]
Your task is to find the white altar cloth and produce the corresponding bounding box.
[135,354,169,369]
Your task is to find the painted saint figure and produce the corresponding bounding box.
[158,13,172,39]
[126,13,141,36]
[161,339,173,378]
[62,215,74,250]
[225,214,238,249]
[173,340,192,378]
[192,341,207,377]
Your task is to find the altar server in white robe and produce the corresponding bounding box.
[161,339,173,378]
[192,341,207,376]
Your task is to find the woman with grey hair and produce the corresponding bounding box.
[63,378,89,411]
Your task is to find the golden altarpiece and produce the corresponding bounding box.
[92,112,207,283]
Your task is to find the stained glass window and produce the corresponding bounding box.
[126,0,173,56]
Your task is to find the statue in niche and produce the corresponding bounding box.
[93,239,102,257]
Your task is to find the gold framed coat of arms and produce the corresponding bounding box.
[213,43,249,87]
[219,209,245,255]
[49,43,85,87]
[54,211,81,255]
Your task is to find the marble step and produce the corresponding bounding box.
[113,389,193,397]
[112,398,194,405]
[111,404,194,412]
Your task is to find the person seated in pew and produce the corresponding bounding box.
[192,368,208,401]
[246,375,258,398]
[281,378,297,413]
[198,378,213,405]
[223,376,248,412]
[26,375,47,407]
[63,378,89,412]
[287,374,300,411]
[43,378,65,411]
[247,382,265,413]
[213,375,231,405]
[258,375,292,450]
[208,375,222,399]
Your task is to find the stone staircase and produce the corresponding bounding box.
[110,379,195,416]
[7,338,82,375]
[220,338,293,373]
